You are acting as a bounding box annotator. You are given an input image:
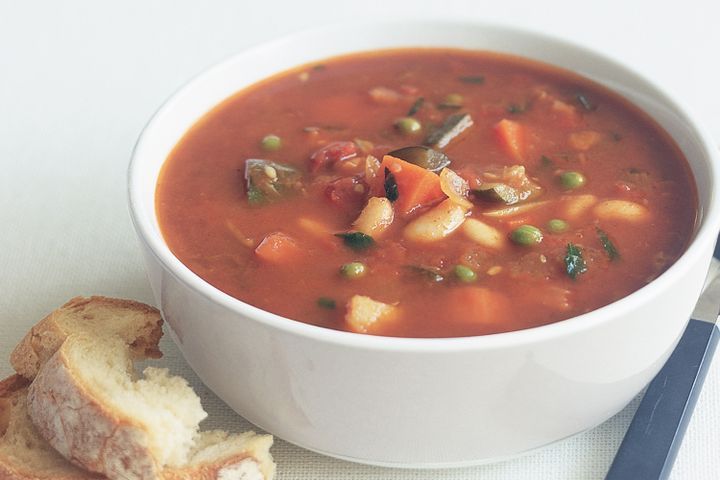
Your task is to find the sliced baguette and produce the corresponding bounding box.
[27,335,274,480]
[2,375,275,480]
[162,430,275,480]
[0,375,103,479]
[11,296,163,380]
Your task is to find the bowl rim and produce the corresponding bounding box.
[128,18,720,352]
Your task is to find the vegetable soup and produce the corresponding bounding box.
[156,49,697,337]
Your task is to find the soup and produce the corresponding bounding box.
[156,49,697,338]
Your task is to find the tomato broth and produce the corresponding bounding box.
[157,49,697,337]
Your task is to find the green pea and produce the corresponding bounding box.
[444,93,464,106]
[547,219,569,233]
[394,117,422,135]
[453,265,477,283]
[559,171,586,189]
[340,262,366,279]
[260,134,282,151]
[511,225,544,246]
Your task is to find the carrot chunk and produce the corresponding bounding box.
[445,287,512,325]
[254,232,302,264]
[378,155,446,215]
[494,119,525,162]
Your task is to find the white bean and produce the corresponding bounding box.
[594,200,650,222]
[562,194,598,220]
[463,218,505,250]
[404,199,468,243]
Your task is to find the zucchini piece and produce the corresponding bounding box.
[404,265,445,283]
[386,145,451,173]
[244,159,302,205]
[424,113,474,149]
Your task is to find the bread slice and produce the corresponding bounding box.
[0,374,103,479]
[2,375,275,480]
[162,431,275,480]
[27,335,274,480]
[11,296,163,380]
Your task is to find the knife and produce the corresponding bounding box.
[605,241,720,480]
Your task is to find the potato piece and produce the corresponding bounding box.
[345,295,397,333]
[403,199,468,243]
[568,130,602,151]
[297,217,338,249]
[463,218,505,250]
[352,197,394,237]
[594,200,650,222]
[562,194,598,220]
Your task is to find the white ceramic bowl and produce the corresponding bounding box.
[128,20,720,467]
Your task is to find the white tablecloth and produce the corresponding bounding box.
[1,1,719,478]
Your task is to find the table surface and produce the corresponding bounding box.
[2,1,719,478]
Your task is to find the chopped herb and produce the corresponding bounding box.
[317,297,336,309]
[405,265,445,283]
[437,102,462,110]
[335,231,375,251]
[507,103,525,114]
[597,228,620,261]
[407,97,425,116]
[565,243,588,280]
[424,113,474,149]
[384,167,399,202]
[612,132,622,141]
[458,75,485,84]
[312,64,326,71]
[303,126,320,133]
[540,155,554,168]
[576,93,596,111]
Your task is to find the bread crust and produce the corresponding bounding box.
[11,296,163,380]
[7,295,275,480]
[27,343,159,480]
[0,375,104,480]
[162,457,264,480]
[162,432,274,480]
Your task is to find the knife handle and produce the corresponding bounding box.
[605,319,720,480]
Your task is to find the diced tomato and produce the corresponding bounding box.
[494,119,525,162]
[377,155,446,215]
[309,141,358,172]
[325,176,368,214]
[399,84,420,95]
[255,232,302,264]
